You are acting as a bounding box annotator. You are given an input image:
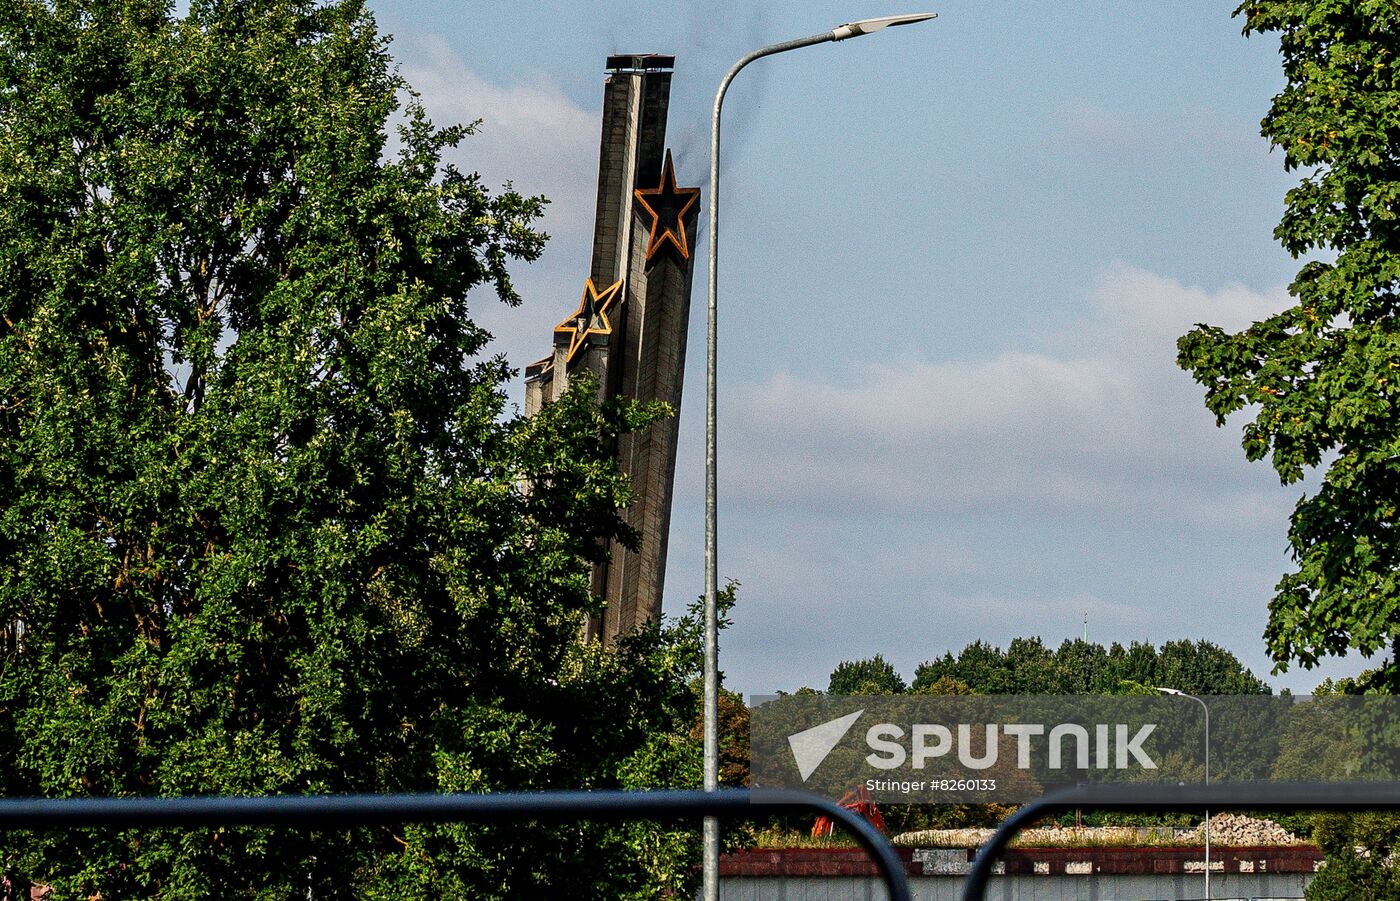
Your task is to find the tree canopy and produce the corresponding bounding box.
[1178,0,1400,687]
[826,653,906,695]
[822,636,1271,697]
[1177,5,1400,892]
[0,1,703,896]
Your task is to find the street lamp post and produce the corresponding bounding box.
[1157,687,1211,899]
[705,14,935,901]
[702,14,935,901]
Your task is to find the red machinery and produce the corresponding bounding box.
[811,785,886,838]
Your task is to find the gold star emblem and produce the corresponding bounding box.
[634,150,701,263]
[553,277,624,363]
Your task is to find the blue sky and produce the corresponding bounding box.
[368,1,1368,695]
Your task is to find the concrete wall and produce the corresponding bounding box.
[720,871,1309,901]
[719,846,1318,901]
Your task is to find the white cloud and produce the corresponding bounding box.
[1051,100,1268,165]
[396,35,598,240]
[725,264,1292,525]
[391,36,602,386]
[1084,263,1283,347]
[1054,100,1152,156]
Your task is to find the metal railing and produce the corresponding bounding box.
[0,788,911,901]
[10,782,1400,901]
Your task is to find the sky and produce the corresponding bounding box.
[367,0,1371,696]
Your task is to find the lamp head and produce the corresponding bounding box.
[1155,687,1183,696]
[832,13,937,41]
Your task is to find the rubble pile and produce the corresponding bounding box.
[894,815,1306,848]
[893,828,994,848]
[1191,812,1304,846]
[893,825,1171,848]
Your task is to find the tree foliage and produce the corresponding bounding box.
[1305,810,1400,901]
[1179,6,1400,883]
[0,1,703,896]
[826,654,906,695]
[810,639,1271,837]
[906,637,1270,696]
[1177,0,1400,684]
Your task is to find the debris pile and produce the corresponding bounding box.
[893,815,1306,849]
[1191,812,1304,846]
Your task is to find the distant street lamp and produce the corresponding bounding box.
[1158,687,1211,899]
[702,13,936,901]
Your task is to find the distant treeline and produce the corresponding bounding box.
[821,637,1272,697]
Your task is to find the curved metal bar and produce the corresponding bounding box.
[0,787,911,901]
[961,781,1400,901]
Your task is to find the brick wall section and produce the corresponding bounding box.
[722,848,918,878]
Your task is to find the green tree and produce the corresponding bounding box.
[910,637,1267,695]
[1004,636,1060,693]
[1177,0,1400,686]
[827,654,906,695]
[1156,639,1272,695]
[909,674,975,695]
[0,1,699,897]
[912,639,1011,693]
[1179,5,1400,887]
[1109,640,1161,688]
[910,650,958,691]
[1306,811,1400,901]
[1053,638,1110,694]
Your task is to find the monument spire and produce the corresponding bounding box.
[525,54,700,647]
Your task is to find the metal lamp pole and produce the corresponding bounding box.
[1158,687,1211,899]
[702,13,936,900]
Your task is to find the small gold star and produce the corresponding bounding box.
[553,277,624,363]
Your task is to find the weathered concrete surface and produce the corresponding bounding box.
[719,845,1317,900]
[526,59,693,648]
